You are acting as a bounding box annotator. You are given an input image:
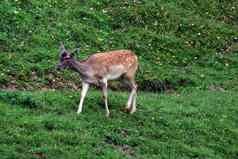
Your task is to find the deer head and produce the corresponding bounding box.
[56,42,79,70]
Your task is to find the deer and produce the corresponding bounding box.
[56,42,138,117]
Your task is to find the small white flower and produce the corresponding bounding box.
[14,10,19,14]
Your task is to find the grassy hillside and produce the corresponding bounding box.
[0,0,238,90]
[0,90,238,159]
[1,1,238,158]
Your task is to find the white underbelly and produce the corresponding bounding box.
[106,72,123,80]
[106,65,125,80]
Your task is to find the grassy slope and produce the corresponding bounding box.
[0,0,238,90]
[0,1,238,158]
[0,90,238,159]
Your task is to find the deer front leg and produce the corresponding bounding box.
[130,86,137,114]
[77,82,89,114]
[101,79,110,117]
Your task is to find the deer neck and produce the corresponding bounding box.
[69,59,89,76]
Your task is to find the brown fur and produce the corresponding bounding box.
[83,50,138,78]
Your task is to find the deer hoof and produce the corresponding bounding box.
[123,107,131,113]
[106,113,110,117]
[129,109,136,114]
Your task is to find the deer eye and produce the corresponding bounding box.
[62,52,67,57]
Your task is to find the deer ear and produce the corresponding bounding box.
[75,47,80,54]
[59,42,65,51]
[70,52,75,58]
[71,48,80,54]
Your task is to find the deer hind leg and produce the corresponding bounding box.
[100,79,110,117]
[77,82,89,114]
[127,79,137,114]
[124,73,137,114]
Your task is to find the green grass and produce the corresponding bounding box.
[0,89,237,159]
